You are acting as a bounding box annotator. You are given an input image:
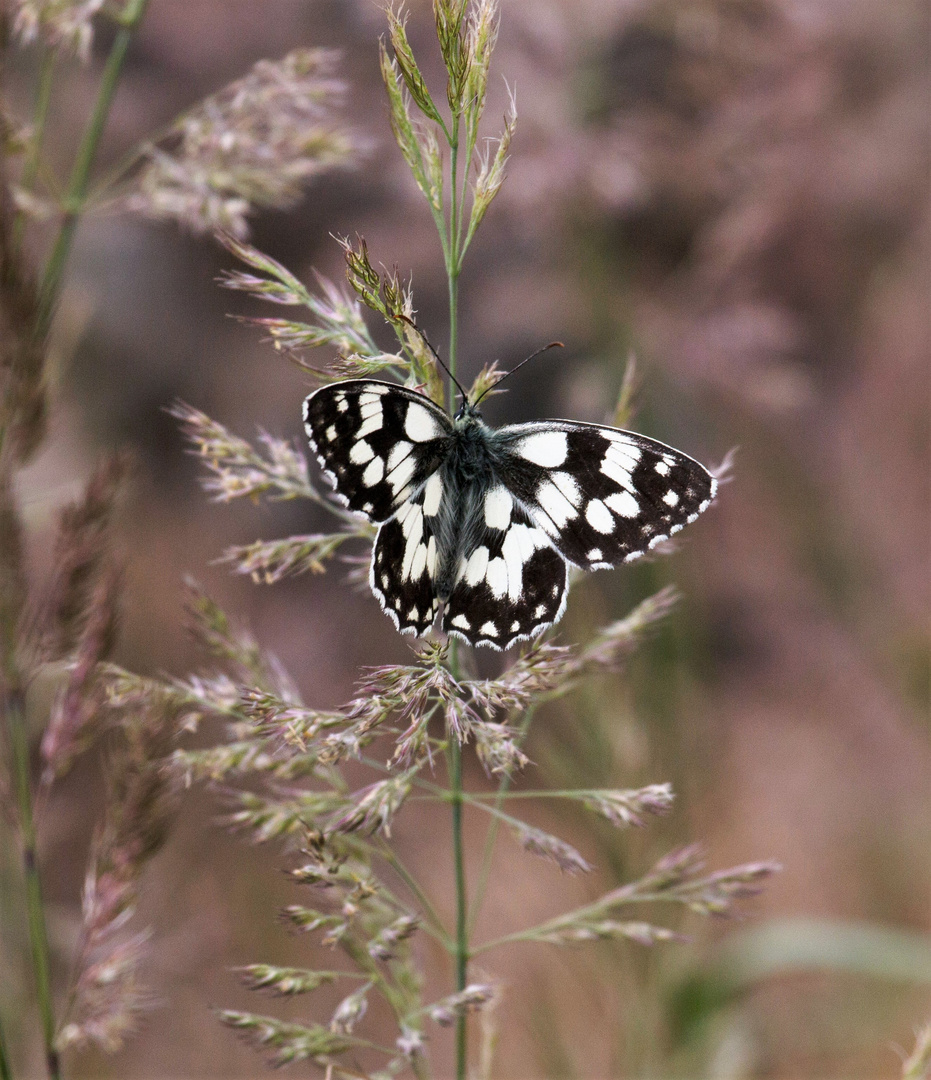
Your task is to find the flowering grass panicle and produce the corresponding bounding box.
[0,7,361,1075]
[123,49,360,238]
[102,6,782,1073]
[0,0,784,1077]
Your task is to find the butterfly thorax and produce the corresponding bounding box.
[433,411,499,599]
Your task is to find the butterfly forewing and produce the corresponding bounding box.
[493,422,716,569]
[303,380,452,522]
[441,498,568,649]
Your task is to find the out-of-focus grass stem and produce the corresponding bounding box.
[9,49,56,262]
[467,704,537,938]
[34,0,151,339]
[446,641,469,1080]
[5,686,60,1080]
[0,1012,12,1080]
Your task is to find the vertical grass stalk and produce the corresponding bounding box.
[0,1012,12,1080]
[446,638,469,1080]
[5,687,60,1080]
[10,49,56,262]
[34,0,151,339]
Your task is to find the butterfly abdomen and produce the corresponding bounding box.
[433,428,498,600]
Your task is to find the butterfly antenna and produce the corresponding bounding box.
[398,315,469,406]
[474,341,565,406]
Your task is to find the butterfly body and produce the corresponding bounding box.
[304,379,716,650]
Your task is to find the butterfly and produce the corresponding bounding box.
[303,374,716,650]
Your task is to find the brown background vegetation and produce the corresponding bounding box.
[5,0,929,1076]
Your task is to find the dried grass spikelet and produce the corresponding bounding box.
[124,49,360,238]
[11,0,105,61]
[41,561,122,781]
[167,401,314,503]
[59,699,179,1053]
[44,453,128,660]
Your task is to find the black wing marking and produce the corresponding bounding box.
[370,485,441,637]
[303,380,452,522]
[441,496,568,651]
[492,421,717,568]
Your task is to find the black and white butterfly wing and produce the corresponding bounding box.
[370,477,443,637]
[441,495,568,650]
[303,380,452,522]
[492,421,717,569]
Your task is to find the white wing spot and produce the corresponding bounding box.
[486,557,508,598]
[349,439,374,465]
[357,401,383,438]
[362,457,385,487]
[387,451,416,495]
[663,489,680,507]
[655,459,670,476]
[601,454,632,488]
[537,479,576,528]
[463,546,489,586]
[401,512,425,580]
[534,603,548,618]
[484,487,513,530]
[515,430,568,467]
[588,547,603,562]
[605,490,640,518]
[585,498,614,533]
[452,614,471,630]
[423,472,443,517]
[500,522,543,601]
[550,470,582,507]
[479,621,498,637]
[387,441,412,470]
[605,440,642,467]
[511,620,521,632]
[405,402,441,442]
[325,424,337,442]
[409,542,427,581]
[336,398,348,413]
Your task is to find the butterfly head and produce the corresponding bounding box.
[453,398,484,425]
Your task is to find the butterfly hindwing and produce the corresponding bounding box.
[303,380,452,522]
[493,421,717,568]
[441,497,568,650]
[370,484,441,637]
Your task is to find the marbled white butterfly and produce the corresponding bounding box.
[304,377,716,650]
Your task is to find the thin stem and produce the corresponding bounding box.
[447,269,460,409]
[376,842,453,949]
[446,117,461,407]
[5,688,60,1080]
[10,49,57,261]
[0,1012,12,1080]
[34,0,151,339]
[446,640,468,1080]
[467,704,537,939]
[473,885,681,957]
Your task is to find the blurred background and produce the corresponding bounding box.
[3,0,929,1076]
